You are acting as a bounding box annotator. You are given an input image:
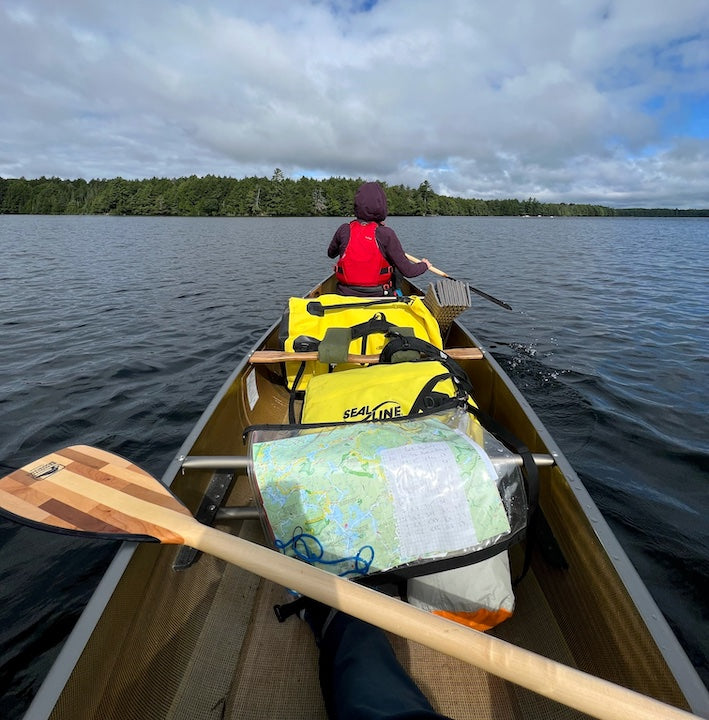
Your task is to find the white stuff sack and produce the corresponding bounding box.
[407,552,514,631]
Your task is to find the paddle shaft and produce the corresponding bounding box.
[406,253,513,310]
[407,252,450,279]
[186,523,696,720]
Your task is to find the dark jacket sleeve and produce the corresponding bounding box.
[376,226,428,277]
[328,224,349,258]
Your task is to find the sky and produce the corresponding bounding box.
[1,0,708,208]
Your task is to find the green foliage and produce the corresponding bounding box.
[0,175,706,217]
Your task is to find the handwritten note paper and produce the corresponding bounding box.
[380,441,478,560]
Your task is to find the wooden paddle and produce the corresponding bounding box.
[248,347,484,364]
[0,446,698,720]
[406,253,513,310]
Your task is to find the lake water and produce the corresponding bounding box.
[0,215,707,716]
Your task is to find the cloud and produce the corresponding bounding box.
[1,0,708,207]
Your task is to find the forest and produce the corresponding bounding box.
[1,172,706,217]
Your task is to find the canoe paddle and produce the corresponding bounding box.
[0,445,698,720]
[406,253,513,310]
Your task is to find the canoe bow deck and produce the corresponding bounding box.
[28,276,708,720]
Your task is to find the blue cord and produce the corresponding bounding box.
[275,527,374,577]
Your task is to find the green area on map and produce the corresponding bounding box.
[252,417,510,575]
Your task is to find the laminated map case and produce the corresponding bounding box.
[245,408,529,585]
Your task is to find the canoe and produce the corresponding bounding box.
[15,275,709,720]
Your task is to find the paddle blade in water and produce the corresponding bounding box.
[0,445,193,544]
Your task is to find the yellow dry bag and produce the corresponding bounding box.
[301,360,461,424]
[279,294,442,391]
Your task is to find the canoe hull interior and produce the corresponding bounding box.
[30,276,707,720]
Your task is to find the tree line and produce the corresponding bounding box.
[0,173,706,217]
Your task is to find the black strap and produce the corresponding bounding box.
[273,595,308,623]
[336,283,397,296]
[409,372,458,414]
[356,527,528,586]
[288,363,307,424]
[337,265,393,277]
[380,334,474,397]
[306,297,412,316]
[349,313,398,354]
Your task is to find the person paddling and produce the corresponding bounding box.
[329,182,431,296]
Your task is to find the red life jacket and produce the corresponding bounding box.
[336,221,393,287]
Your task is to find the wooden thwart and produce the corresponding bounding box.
[0,446,698,720]
[249,347,483,364]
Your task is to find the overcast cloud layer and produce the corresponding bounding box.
[1,0,708,208]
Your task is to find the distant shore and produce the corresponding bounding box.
[1,175,707,217]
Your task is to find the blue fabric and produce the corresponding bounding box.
[317,612,453,720]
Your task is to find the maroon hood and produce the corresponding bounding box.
[354,182,388,222]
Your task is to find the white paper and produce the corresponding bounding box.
[246,369,259,410]
[380,441,478,560]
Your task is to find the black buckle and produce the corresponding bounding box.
[273,596,308,623]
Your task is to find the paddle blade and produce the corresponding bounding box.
[0,445,192,544]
